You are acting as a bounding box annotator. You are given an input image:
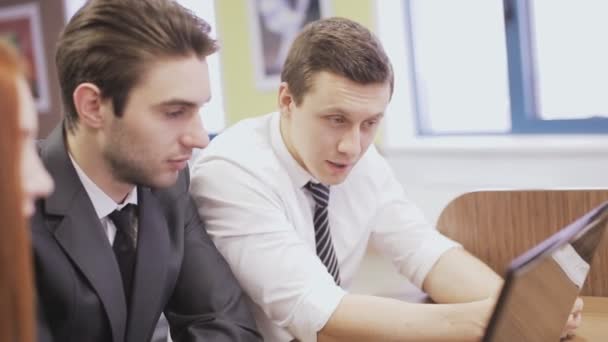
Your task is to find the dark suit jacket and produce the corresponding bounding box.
[31,125,262,342]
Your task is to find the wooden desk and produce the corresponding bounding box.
[573,297,608,341]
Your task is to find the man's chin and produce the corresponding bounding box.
[157,173,181,188]
[317,172,349,186]
[137,172,180,189]
[325,178,348,186]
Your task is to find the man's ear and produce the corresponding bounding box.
[278,82,295,116]
[72,83,106,129]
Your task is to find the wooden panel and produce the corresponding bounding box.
[436,190,608,297]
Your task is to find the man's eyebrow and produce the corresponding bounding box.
[320,107,349,116]
[154,99,199,108]
[154,95,211,108]
[321,108,385,119]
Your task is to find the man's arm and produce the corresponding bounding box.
[164,193,262,342]
[316,248,500,342]
[318,294,493,342]
[312,151,501,341]
[423,247,503,303]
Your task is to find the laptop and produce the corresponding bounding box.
[482,201,608,342]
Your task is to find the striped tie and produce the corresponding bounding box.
[305,182,341,285]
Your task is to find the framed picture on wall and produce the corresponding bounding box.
[248,0,331,90]
[0,3,50,112]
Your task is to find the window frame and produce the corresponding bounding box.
[404,0,608,136]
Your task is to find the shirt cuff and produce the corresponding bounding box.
[289,280,347,342]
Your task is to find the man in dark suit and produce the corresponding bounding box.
[30,1,261,341]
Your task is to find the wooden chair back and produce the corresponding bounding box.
[436,190,608,296]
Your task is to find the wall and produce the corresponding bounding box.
[385,138,608,222]
[0,0,65,138]
[215,0,374,125]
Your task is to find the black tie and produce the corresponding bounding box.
[109,204,138,307]
[305,182,341,285]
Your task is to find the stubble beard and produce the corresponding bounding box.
[103,128,160,189]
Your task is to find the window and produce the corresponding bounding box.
[406,0,510,135]
[390,0,608,136]
[505,0,608,133]
[63,0,225,133]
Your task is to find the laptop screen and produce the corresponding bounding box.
[483,201,608,342]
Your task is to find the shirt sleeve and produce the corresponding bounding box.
[190,158,346,342]
[367,153,461,289]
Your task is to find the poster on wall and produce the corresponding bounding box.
[0,3,50,112]
[248,0,331,90]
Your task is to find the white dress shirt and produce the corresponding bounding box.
[190,112,460,342]
[69,154,138,245]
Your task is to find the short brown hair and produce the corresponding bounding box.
[56,0,218,132]
[281,17,393,105]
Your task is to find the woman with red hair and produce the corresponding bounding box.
[0,40,53,341]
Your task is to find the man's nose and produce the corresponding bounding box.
[183,114,210,149]
[337,127,361,158]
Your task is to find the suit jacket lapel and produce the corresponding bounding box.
[41,125,127,342]
[126,187,170,342]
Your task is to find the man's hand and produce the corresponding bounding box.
[561,297,584,339]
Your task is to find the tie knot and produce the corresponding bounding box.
[305,181,330,207]
[109,204,137,232]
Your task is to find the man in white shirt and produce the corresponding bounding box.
[190,17,582,341]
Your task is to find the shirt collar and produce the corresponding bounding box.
[269,112,318,189]
[69,154,138,219]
